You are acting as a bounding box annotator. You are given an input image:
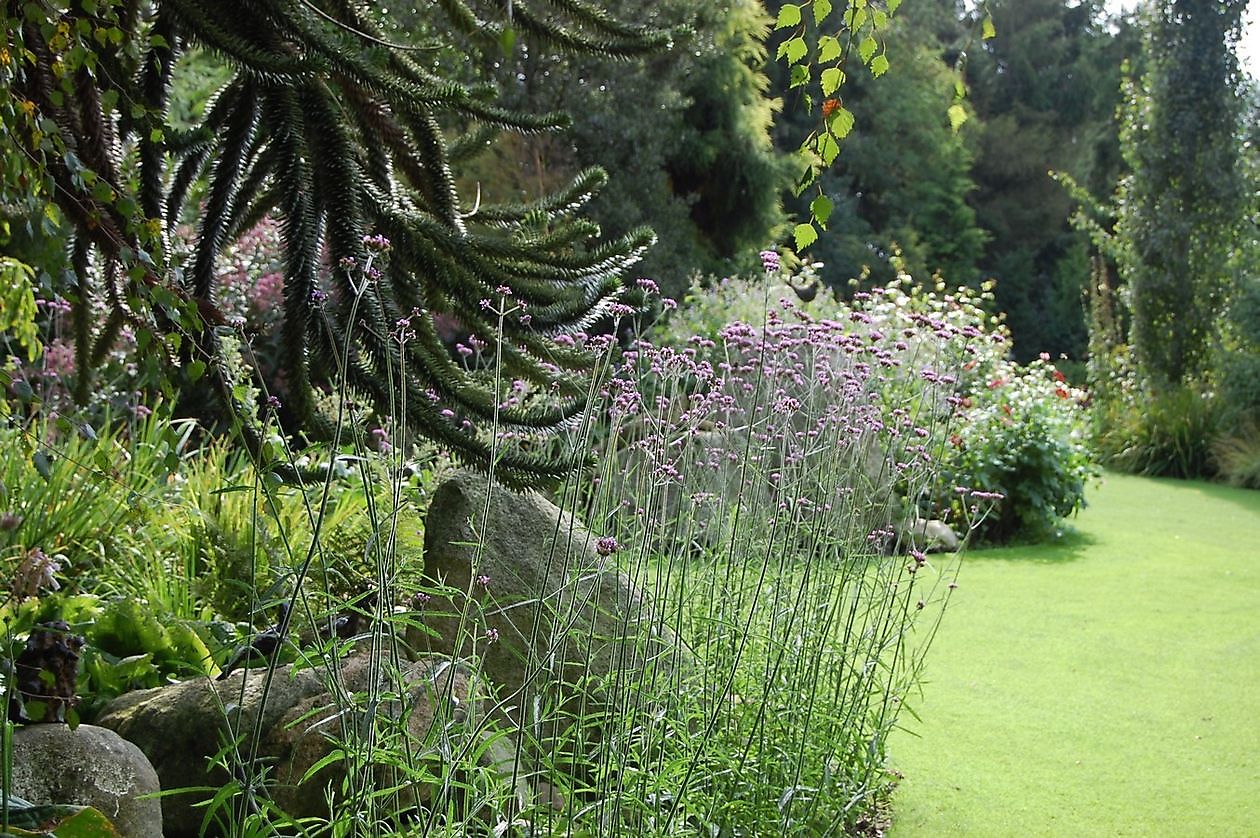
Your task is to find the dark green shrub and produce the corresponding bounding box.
[1096,383,1220,479]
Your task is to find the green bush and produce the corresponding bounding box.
[1094,382,1221,479]
[1211,422,1260,489]
[944,357,1095,543]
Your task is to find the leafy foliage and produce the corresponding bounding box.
[1093,381,1221,480]
[944,355,1094,543]
[764,1,988,289]
[1111,0,1247,387]
[967,0,1135,362]
[407,0,792,298]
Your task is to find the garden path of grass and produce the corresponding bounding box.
[890,472,1260,836]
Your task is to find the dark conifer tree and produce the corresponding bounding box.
[5,0,667,486]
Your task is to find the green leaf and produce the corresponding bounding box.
[858,36,878,65]
[810,194,834,227]
[777,36,808,66]
[947,104,969,132]
[870,54,890,78]
[888,0,902,12]
[793,222,818,250]
[818,36,841,64]
[775,4,802,29]
[790,64,810,88]
[187,360,206,381]
[982,15,997,40]
[827,106,855,139]
[299,748,348,783]
[817,132,841,166]
[813,0,833,25]
[821,67,845,96]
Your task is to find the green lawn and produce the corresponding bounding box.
[890,473,1260,836]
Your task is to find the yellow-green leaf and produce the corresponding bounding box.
[813,0,833,25]
[858,36,878,65]
[870,54,890,78]
[793,222,818,250]
[776,4,802,29]
[818,35,841,64]
[817,132,841,166]
[0,256,41,361]
[983,15,997,40]
[947,103,968,132]
[821,67,845,96]
[778,36,808,66]
[828,106,855,139]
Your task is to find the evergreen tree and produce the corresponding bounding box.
[2,0,668,487]
[421,0,791,297]
[967,0,1135,362]
[1115,0,1247,386]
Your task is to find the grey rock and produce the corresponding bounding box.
[10,723,163,837]
[417,471,698,771]
[96,652,509,837]
[898,517,961,552]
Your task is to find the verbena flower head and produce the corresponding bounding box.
[361,233,391,252]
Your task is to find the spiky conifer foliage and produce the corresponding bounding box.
[4,0,667,487]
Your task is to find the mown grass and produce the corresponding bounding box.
[890,472,1260,835]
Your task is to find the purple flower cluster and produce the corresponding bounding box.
[361,233,391,252]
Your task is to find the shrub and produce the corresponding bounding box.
[655,266,1096,544]
[944,356,1094,543]
[1094,380,1220,479]
[1211,422,1260,489]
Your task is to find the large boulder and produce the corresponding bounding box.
[96,652,514,837]
[418,471,698,773]
[10,723,162,837]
